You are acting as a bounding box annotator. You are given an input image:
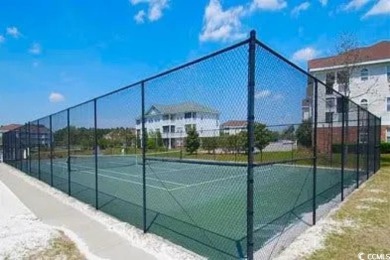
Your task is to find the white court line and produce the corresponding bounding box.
[52,160,250,192]
[51,163,170,191]
[169,173,245,191]
[53,161,186,187]
[145,164,209,175]
[139,162,205,172]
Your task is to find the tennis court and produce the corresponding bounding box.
[28,152,356,259]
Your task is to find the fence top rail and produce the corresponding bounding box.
[255,38,377,118]
[27,38,250,124]
[10,29,380,126]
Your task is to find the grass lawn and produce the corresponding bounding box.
[306,154,390,260]
[27,231,85,260]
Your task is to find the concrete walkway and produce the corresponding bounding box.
[0,163,156,260]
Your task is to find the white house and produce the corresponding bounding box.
[220,120,247,135]
[305,40,390,143]
[135,102,220,149]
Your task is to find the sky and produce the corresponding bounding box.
[0,0,389,126]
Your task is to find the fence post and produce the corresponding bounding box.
[38,119,41,180]
[356,107,360,188]
[18,127,21,170]
[141,81,147,233]
[94,99,99,209]
[18,127,22,170]
[67,108,71,195]
[246,30,256,260]
[28,122,31,174]
[366,114,370,180]
[377,117,382,171]
[50,115,53,186]
[373,117,377,173]
[312,79,318,225]
[340,97,345,201]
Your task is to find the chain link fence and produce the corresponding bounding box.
[1,31,381,259]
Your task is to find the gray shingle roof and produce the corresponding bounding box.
[138,102,219,119]
[151,102,218,115]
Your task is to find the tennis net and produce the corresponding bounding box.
[69,150,183,171]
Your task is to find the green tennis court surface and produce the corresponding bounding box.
[25,154,357,259]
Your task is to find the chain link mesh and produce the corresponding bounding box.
[1,33,382,259]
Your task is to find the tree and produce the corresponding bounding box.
[156,131,164,149]
[202,137,218,154]
[333,33,379,100]
[281,125,295,141]
[185,126,200,155]
[254,123,272,161]
[296,120,312,148]
[234,123,272,158]
[147,131,157,150]
[147,130,164,150]
[331,33,379,164]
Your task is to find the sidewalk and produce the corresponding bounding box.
[0,163,157,260]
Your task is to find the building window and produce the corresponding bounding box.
[359,133,368,144]
[325,72,335,94]
[360,68,368,81]
[326,98,335,109]
[185,124,195,133]
[184,112,191,119]
[325,112,333,123]
[338,84,348,94]
[387,97,390,112]
[387,65,390,83]
[326,72,335,87]
[170,125,175,133]
[360,99,368,110]
[163,115,169,121]
[387,129,390,143]
[337,70,349,94]
[336,97,343,113]
[163,126,169,133]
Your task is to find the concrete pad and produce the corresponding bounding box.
[0,164,157,260]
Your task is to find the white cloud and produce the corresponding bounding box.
[292,47,318,62]
[199,0,247,42]
[29,43,42,55]
[319,0,328,6]
[273,93,284,101]
[134,10,146,23]
[49,92,65,103]
[130,0,169,23]
[255,89,272,99]
[342,0,371,11]
[363,0,390,17]
[0,35,4,43]
[6,26,21,38]
[251,0,287,11]
[291,2,310,17]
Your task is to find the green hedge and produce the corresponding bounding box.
[380,142,390,153]
[332,144,359,154]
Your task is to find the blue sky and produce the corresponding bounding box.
[0,0,389,126]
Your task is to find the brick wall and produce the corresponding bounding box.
[316,125,388,153]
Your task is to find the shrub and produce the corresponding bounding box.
[380,142,390,153]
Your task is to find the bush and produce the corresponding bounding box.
[380,142,390,153]
[332,143,359,154]
[202,137,218,153]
